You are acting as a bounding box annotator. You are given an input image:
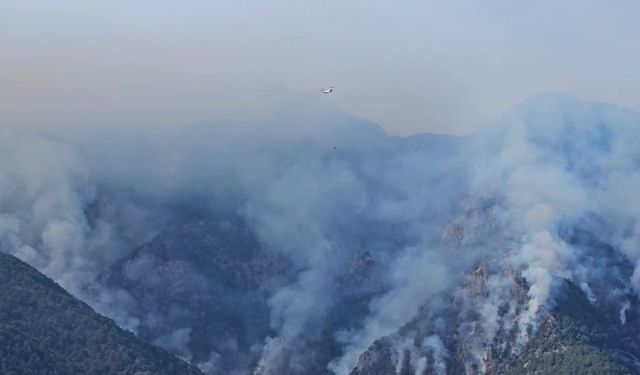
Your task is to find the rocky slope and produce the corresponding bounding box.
[348,225,640,375]
[109,218,287,372]
[350,276,639,375]
[107,216,389,374]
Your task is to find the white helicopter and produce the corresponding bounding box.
[321,86,335,94]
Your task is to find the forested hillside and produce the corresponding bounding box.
[0,252,202,375]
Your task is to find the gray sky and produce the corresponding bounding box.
[2,0,640,135]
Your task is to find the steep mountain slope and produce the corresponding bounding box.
[108,217,389,374]
[348,224,640,375]
[490,281,637,375]
[0,252,202,375]
[110,218,288,372]
[350,276,639,375]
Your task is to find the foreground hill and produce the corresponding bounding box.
[0,252,202,375]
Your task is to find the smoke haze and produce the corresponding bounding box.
[3,2,640,373]
[2,92,640,374]
[3,1,640,134]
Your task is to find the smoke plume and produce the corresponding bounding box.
[1,93,640,373]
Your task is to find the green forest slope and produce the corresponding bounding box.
[0,252,202,375]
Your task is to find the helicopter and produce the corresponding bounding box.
[321,86,334,94]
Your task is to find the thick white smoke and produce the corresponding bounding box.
[423,335,448,375]
[464,95,640,363]
[1,95,470,373]
[329,247,451,374]
[331,95,640,374]
[2,93,640,374]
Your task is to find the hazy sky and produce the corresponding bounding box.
[2,0,640,135]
